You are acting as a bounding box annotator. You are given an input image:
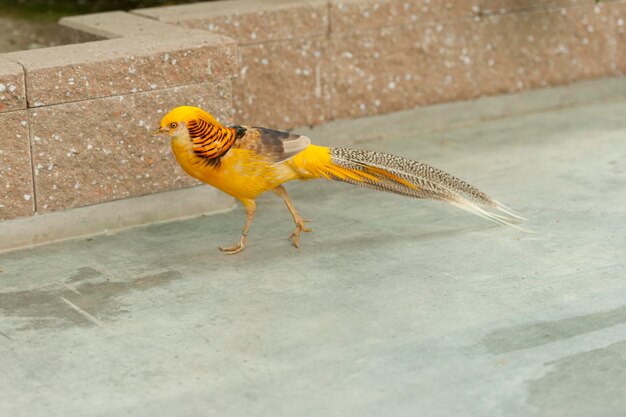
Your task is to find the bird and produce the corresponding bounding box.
[154,106,525,254]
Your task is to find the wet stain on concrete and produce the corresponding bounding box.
[67,266,102,283]
[527,340,626,417]
[482,305,626,354]
[0,270,182,331]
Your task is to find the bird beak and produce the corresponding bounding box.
[153,127,168,135]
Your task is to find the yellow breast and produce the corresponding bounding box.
[171,137,297,200]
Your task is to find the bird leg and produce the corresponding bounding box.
[272,185,312,248]
[219,199,256,255]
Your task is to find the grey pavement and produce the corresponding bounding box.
[1,89,625,417]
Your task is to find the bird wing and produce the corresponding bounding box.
[234,126,311,164]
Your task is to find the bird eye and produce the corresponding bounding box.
[169,122,178,129]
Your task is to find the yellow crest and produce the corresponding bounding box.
[159,106,222,130]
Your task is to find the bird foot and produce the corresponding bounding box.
[219,242,246,255]
[289,219,312,248]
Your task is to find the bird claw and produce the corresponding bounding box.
[289,220,313,248]
[219,243,245,255]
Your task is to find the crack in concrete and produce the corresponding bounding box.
[0,269,182,332]
[483,304,626,354]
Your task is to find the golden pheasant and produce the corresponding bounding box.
[155,106,524,254]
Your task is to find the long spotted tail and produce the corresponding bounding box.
[297,146,527,229]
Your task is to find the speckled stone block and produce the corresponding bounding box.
[612,3,626,72]
[134,0,329,44]
[3,32,237,107]
[479,0,607,15]
[331,20,480,119]
[29,80,233,212]
[329,0,479,33]
[59,11,182,39]
[233,37,331,129]
[0,57,26,113]
[477,4,618,95]
[0,111,34,220]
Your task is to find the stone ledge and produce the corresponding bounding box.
[133,0,329,43]
[0,57,26,112]
[130,0,624,41]
[480,0,615,15]
[329,0,623,34]
[2,31,237,107]
[329,0,478,34]
[0,185,235,254]
[59,10,185,39]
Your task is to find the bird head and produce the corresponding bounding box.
[154,106,222,137]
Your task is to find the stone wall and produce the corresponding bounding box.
[135,0,626,125]
[0,14,237,222]
[0,0,625,225]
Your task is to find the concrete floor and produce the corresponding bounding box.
[1,90,625,417]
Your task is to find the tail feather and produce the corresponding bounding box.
[324,147,527,229]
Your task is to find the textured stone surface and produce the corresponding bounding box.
[331,20,479,119]
[233,37,331,128]
[3,33,237,107]
[0,111,34,220]
[59,11,183,39]
[0,57,26,113]
[477,4,619,95]
[29,80,232,212]
[613,2,626,72]
[134,0,328,43]
[330,0,479,33]
[0,186,234,253]
[479,0,613,15]
[131,0,624,124]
